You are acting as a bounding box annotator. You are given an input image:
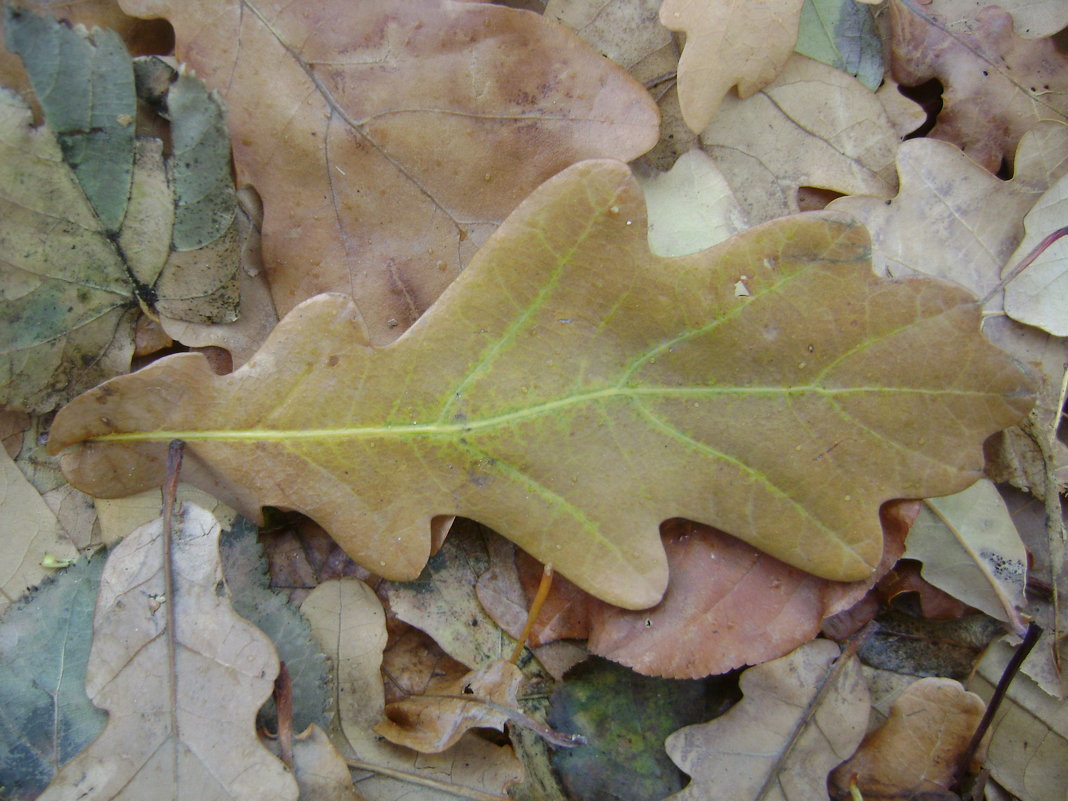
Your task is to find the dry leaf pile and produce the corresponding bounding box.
[1,1,1066,800]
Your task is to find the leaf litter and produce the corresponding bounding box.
[1,1,1067,799]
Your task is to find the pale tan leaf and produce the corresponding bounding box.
[0,446,79,615]
[906,479,1028,632]
[38,503,297,801]
[829,677,985,800]
[700,54,904,224]
[664,640,870,800]
[636,149,748,257]
[661,0,805,133]
[969,639,1068,801]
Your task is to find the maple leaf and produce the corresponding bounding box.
[117,0,660,341]
[661,0,806,133]
[48,160,1033,609]
[37,503,296,801]
[888,0,1068,173]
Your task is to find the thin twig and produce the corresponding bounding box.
[510,562,553,665]
[346,758,513,801]
[162,440,184,782]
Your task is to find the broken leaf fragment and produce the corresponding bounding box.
[0,9,240,412]
[49,159,1034,609]
[37,502,297,801]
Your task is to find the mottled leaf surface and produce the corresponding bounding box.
[49,160,1033,609]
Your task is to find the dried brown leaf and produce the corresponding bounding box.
[118,0,660,341]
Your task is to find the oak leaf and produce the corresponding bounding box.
[48,159,1033,609]
[664,640,870,801]
[117,0,660,341]
[37,503,297,801]
[888,0,1068,172]
[660,0,805,133]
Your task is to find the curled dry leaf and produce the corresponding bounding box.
[118,0,660,340]
[300,579,523,801]
[376,659,525,754]
[660,0,805,133]
[664,640,870,801]
[888,0,1068,172]
[829,677,985,801]
[38,503,296,801]
[699,54,904,224]
[49,160,1034,610]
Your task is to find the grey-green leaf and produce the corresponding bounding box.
[795,0,883,91]
[3,6,135,233]
[0,555,108,801]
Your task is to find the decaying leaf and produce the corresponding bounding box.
[0,555,106,800]
[300,579,523,801]
[906,479,1028,632]
[376,659,525,753]
[0,9,241,412]
[828,677,985,801]
[117,0,660,340]
[269,725,365,801]
[664,639,869,800]
[859,612,1004,680]
[547,657,716,801]
[661,0,805,133]
[49,159,1034,609]
[888,0,1068,172]
[699,54,903,224]
[38,503,296,801]
[1003,171,1068,336]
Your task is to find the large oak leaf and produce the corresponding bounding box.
[48,160,1032,609]
[117,0,660,341]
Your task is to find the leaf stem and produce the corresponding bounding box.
[980,226,1068,307]
[345,758,513,801]
[510,562,553,665]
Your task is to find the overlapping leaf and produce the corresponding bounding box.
[117,0,660,340]
[48,159,1033,609]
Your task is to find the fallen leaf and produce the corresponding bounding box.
[300,578,523,801]
[117,0,660,340]
[828,121,1068,301]
[664,639,870,800]
[699,54,904,224]
[37,503,297,801]
[0,445,80,615]
[828,677,985,801]
[1,11,241,412]
[795,0,883,90]
[1003,171,1068,336]
[858,612,1003,680]
[587,511,907,678]
[887,0,1068,172]
[382,521,514,670]
[905,479,1028,632]
[547,657,717,801]
[545,0,675,83]
[636,149,748,257]
[969,638,1068,801]
[994,0,1068,38]
[280,725,367,801]
[49,159,1034,609]
[376,659,525,753]
[661,0,805,133]
[0,555,107,800]
[876,560,973,620]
